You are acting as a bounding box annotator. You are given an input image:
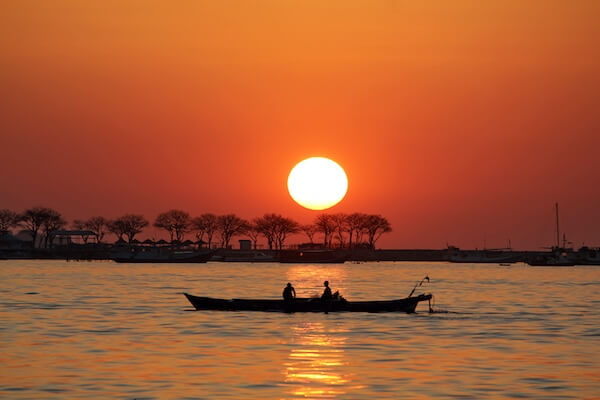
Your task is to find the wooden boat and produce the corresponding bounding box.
[183,292,432,313]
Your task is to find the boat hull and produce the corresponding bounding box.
[183,293,432,313]
[526,261,575,267]
[447,249,520,264]
[449,257,520,264]
[526,254,575,266]
[572,248,600,265]
[112,250,213,263]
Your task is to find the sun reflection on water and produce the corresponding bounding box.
[283,322,352,399]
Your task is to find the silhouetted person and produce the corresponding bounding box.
[321,280,332,300]
[283,282,296,301]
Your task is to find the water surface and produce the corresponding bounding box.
[1,260,599,399]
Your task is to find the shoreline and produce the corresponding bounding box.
[0,247,592,264]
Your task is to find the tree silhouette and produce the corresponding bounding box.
[254,213,279,250]
[108,219,127,242]
[72,219,90,243]
[0,209,19,234]
[19,207,55,248]
[42,210,66,248]
[154,210,191,242]
[9,208,393,251]
[254,214,300,250]
[274,216,299,250]
[331,213,348,248]
[84,216,109,243]
[72,219,86,230]
[109,214,148,244]
[365,214,392,249]
[191,213,219,248]
[74,216,109,244]
[217,214,248,249]
[299,224,318,244]
[244,221,261,249]
[346,212,369,248]
[314,214,336,248]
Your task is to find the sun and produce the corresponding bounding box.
[287,157,348,210]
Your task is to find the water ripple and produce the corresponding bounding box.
[1,261,599,399]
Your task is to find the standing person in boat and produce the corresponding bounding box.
[282,282,296,301]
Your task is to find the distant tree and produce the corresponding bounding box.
[84,216,109,243]
[72,219,89,243]
[217,214,248,249]
[19,207,55,248]
[254,214,300,250]
[73,216,108,244]
[245,221,261,249]
[109,214,148,244]
[154,210,191,242]
[331,213,348,248]
[254,213,279,250]
[274,216,300,250]
[72,219,86,230]
[0,209,19,234]
[42,210,66,248]
[299,224,318,244]
[191,213,219,248]
[153,214,173,241]
[364,214,392,249]
[346,212,369,248]
[314,214,336,248]
[107,219,128,242]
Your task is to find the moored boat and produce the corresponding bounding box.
[218,251,277,262]
[278,249,347,264]
[183,292,432,313]
[111,248,213,263]
[572,247,600,265]
[527,203,576,267]
[447,246,520,264]
[526,249,575,266]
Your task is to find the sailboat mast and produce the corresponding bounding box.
[555,202,560,248]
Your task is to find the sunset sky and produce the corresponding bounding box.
[2,1,599,249]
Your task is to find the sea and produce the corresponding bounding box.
[1,260,599,399]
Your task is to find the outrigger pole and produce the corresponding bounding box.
[408,275,430,298]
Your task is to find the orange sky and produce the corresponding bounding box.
[1,1,599,249]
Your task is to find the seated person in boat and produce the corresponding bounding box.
[282,282,296,301]
[322,281,333,300]
[321,281,340,301]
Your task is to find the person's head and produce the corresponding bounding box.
[324,281,329,287]
[287,282,292,287]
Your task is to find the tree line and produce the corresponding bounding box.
[0,207,392,249]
